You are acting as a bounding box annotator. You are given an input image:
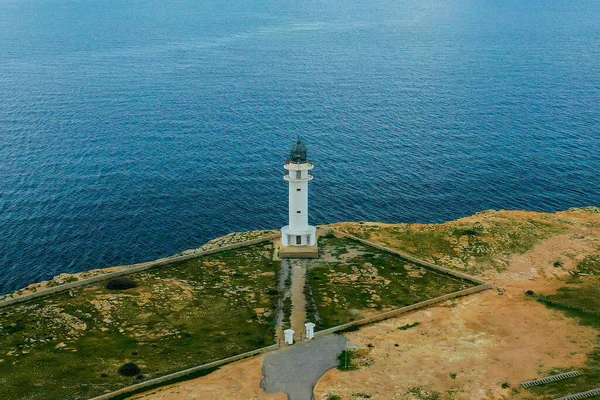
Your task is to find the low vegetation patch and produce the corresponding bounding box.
[337,349,359,371]
[405,386,442,400]
[0,243,278,399]
[398,322,420,330]
[573,255,600,277]
[307,237,473,329]
[334,212,568,274]
[282,297,292,329]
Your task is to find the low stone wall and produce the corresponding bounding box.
[314,283,492,338]
[90,283,491,400]
[90,343,280,400]
[330,229,488,285]
[89,240,491,399]
[312,228,492,337]
[0,233,279,309]
[3,226,492,399]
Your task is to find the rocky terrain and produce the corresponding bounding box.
[135,208,600,400]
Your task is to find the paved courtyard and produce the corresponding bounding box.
[262,334,348,400]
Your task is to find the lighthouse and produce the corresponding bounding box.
[280,138,318,258]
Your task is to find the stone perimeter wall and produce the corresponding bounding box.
[310,229,493,336]
[91,287,490,400]
[330,228,489,285]
[0,233,280,309]
[89,344,280,400]
[88,230,491,400]
[313,284,491,339]
[2,227,491,398]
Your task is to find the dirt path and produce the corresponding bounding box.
[290,260,307,337]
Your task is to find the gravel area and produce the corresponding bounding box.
[262,334,348,400]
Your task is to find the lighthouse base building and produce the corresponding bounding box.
[279,139,319,259]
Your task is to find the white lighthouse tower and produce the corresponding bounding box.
[280,138,318,257]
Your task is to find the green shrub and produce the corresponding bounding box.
[106,278,138,290]
[337,350,359,371]
[398,322,420,330]
[117,363,141,377]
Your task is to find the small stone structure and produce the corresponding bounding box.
[305,322,315,340]
[284,328,295,345]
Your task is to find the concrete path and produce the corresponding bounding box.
[261,334,348,400]
[290,260,307,336]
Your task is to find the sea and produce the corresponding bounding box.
[0,0,599,294]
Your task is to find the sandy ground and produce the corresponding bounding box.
[314,290,596,399]
[134,210,600,400]
[131,356,286,400]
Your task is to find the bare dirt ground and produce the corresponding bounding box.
[315,288,596,399]
[136,209,600,400]
[314,210,600,400]
[290,260,307,335]
[131,356,286,400]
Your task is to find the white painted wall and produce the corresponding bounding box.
[281,160,316,247]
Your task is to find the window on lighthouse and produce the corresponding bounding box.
[296,171,301,179]
[297,188,301,191]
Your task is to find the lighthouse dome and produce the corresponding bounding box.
[290,138,307,163]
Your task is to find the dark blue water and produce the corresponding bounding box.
[1,0,599,294]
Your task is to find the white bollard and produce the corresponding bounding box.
[284,328,295,345]
[305,322,315,340]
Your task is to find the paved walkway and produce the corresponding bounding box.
[261,334,348,400]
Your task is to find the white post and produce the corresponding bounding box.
[284,328,295,345]
[305,322,315,340]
